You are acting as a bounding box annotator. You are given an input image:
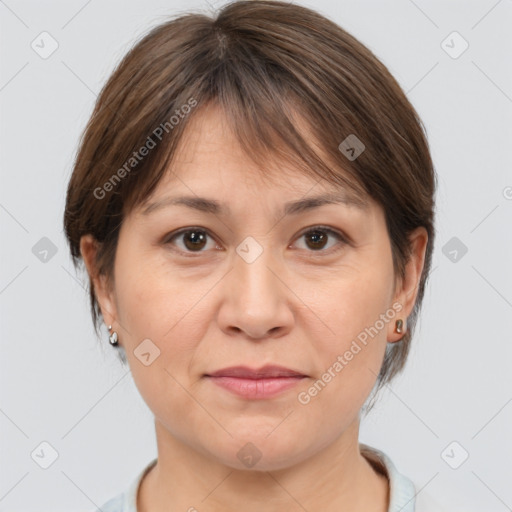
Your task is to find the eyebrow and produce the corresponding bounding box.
[140,191,368,217]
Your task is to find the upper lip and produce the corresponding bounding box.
[205,365,307,379]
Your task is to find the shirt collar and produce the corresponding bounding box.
[360,443,416,512]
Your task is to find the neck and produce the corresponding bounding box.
[138,418,389,512]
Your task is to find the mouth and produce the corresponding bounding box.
[204,365,308,400]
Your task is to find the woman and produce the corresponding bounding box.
[63,1,439,510]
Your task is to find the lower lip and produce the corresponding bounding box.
[206,376,305,399]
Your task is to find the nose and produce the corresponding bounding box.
[216,246,295,341]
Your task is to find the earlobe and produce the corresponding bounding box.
[387,317,407,344]
[79,234,118,327]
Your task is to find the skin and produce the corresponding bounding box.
[81,103,428,512]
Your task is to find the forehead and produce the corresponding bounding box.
[168,103,290,187]
[139,102,370,211]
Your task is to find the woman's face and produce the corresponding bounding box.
[83,104,426,471]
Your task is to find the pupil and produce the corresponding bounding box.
[185,231,206,250]
[308,230,326,250]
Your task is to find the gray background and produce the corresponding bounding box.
[1,0,511,510]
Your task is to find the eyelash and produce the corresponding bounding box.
[163,225,349,258]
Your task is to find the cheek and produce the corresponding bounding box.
[116,274,204,426]
[114,250,199,341]
[308,267,393,404]
[113,255,212,392]
[321,270,393,344]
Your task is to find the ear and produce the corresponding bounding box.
[80,234,118,330]
[387,226,429,343]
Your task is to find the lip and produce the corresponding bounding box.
[204,365,308,399]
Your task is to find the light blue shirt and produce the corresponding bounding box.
[94,444,420,512]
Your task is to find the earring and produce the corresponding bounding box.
[395,318,404,334]
[108,324,119,346]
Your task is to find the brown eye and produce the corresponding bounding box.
[182,230,208,251]
[165,228,216,253]
[294,226,347,254]
[305,229,329,250]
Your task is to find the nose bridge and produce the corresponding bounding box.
[234,238,281,311]
[217,237,294,339]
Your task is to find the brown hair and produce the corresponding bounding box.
[63,0,436,398]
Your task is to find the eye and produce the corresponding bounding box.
[293,226,348,254]
[164,228,218,254]
[163,225,348,256]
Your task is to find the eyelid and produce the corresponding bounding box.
[291,225,351,256]
[162,226,222,256]
[294,224,350,245]
[163,225,351,255]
